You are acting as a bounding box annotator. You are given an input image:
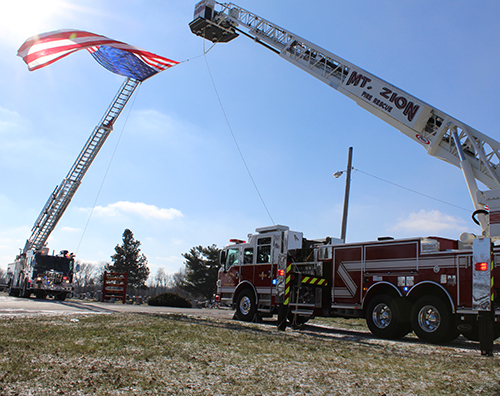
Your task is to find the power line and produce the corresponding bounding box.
[353,168,470,212]
[203,45,275,225]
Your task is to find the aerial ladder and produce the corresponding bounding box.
[7,78,140,300]
[24,78,140,254]
[189,1,500,240]
[189,1,500,354]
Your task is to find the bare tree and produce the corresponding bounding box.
[145,267,173,297]
[171,268,193,300]
[73,261,101,296]
[172,268,186,288]
[144,267,192,300]
[74,262,92,288]
[155,268,171,289]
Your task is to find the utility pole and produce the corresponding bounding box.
[340,147,353,243]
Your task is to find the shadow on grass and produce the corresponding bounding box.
[30,298,118,313]
[142,311,498,355]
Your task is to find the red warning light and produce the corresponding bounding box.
[278,269,285,276]
[474,262,489,271]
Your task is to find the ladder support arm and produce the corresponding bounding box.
[190,1,500,194]
[25,78,141,253]
[451,129,487,234]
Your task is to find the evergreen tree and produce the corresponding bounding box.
[177,245,220,300]
[106,229,150,289]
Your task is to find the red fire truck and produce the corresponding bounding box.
[218,225,499,345]
[190,2,500,352]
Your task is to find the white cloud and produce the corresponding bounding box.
[60,226,81,233]
[391,209,466,234]
[129,109,184,139]
[156,255,184,264]
[0,107,23,134]
[89,201,183,221]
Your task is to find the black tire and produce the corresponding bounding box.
[411,296,459,344]
[235,289,257,322]
[365,294,411,340]
[56,293,67,301]
[8,286,19,297]
[21,279,31,298]
[35,291,47,300]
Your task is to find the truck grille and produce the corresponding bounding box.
[41,271,63,284]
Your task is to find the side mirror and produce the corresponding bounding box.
[219,251,227,272]
[75,263,81,272]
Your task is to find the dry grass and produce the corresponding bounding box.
[0,313,499,395]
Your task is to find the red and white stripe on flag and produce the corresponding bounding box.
[17,29,178,72]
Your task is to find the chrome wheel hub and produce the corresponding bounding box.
[418,305,441,333]
[372,303,392,329]
[239,296,252,316]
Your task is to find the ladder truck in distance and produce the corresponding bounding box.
[190,1,500,351]
[7,78,140,301]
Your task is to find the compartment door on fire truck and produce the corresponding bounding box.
[332,245,363,304]
[253,235,280,302]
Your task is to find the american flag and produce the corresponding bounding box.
[17,29,179,81]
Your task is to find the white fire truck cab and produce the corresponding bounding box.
[8,248,75,300]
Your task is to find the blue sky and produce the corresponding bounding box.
[1,1,499,278]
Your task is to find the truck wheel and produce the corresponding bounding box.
[235,289,256,322]
[366,294,410,340]
[56,293,67,301]
[21,280,31,298]
[35,291,47,300]
[411,296,459,344]
[8,286,18,297]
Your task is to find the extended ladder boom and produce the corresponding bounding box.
[24,78,140,253]
[189,1,500,235]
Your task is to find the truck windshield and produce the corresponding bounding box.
[225,248,239,271]
[34,254,73,273]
